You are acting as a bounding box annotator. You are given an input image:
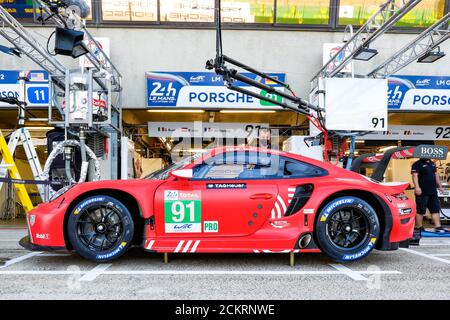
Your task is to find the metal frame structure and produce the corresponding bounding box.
[32,0,123,134]
[0,1,124,193]
[0,5,65,77]
[0,2,123,134]
[310,0,422,93]
[33,0,122,91]
[368,12,450,78]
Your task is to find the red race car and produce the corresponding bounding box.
[20,146,415,262]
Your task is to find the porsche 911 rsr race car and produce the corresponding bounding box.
[20,146,415,262]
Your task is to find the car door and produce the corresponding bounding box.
[269,156,329,220]
[154,151,279,238]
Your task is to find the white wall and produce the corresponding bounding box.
[1,26,449,108]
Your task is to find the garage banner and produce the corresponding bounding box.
[0,70,49,107]
[388,75,450,111]
[362,125,450,141]
[146,71,286,109]
[148,122,269,138]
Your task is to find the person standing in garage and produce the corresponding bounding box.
[411,158,446,235]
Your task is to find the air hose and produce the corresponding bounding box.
[41,139,101,199]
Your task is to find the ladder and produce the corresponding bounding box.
[0,128,46,201]
[0,129,34,213]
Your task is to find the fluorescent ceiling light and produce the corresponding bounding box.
[349,140,365,143]
[147,109,205,113]
[219,110,277,113]
[354,47,378,61]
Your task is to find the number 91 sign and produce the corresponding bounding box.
[164,190,202,233]
[324,78,388,132]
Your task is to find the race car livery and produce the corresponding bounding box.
[20,146,416,262]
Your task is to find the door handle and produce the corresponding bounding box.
[250,193,273,200]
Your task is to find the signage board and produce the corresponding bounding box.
[323,43,352,74]
[413,145,448,160]
[388,75,450,111]
[80,37,110,69]
[146,72,286,109]
[0,70,49,107]
[325,78,388,131]
[363,125,450,141]
[0,0,34,20]
[148,121,269,139]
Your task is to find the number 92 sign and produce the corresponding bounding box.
[164,190,202,233]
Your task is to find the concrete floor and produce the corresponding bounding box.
[0,226,449,300]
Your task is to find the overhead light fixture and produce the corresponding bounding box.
[219,110,277,113]
[54,27,88,58]
[0,44,21,57]
[354,47,378,61]
[418,47,446,63]
[147,109,205,113]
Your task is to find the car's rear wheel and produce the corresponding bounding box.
[67,195,134,262]
[315,196,380,262]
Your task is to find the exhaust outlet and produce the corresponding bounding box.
[298,233,312,249]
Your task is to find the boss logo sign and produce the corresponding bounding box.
[413,145,448,160]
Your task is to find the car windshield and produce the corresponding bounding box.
[145,152,203,180]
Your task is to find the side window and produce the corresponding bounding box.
[282,158,328,178]
[204,164,245,179]
[192,151,279,180]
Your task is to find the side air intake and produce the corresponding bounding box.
[284,184,314,216]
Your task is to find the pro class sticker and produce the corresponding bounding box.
[203,221,219,232]
[164,190,202,233]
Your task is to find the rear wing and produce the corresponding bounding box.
[350,145,449,182]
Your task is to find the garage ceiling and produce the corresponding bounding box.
[0,108,446,129]
[122,109,305,127]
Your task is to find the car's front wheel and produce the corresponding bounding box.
[67,195,134,262]
[315,196,380,262]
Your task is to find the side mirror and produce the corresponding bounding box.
[170,169,193,180]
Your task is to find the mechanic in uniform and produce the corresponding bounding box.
[411,158,446,236]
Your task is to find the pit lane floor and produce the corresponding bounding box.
[0,227,449,300]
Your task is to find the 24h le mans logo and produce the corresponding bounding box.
[164,190,202,233]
